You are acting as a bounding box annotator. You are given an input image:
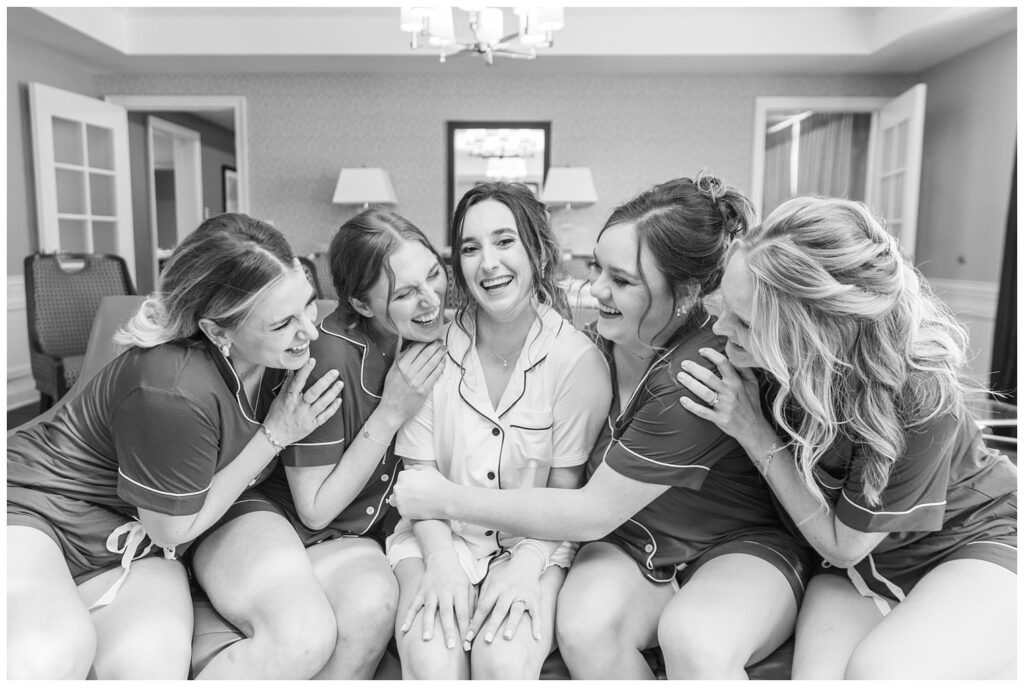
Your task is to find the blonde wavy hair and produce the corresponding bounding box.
[738,196,971,506]
[114,213,299,349]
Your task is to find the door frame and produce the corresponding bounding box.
[147,115,203,253]
[105,95,248,282]
[750,96,889,221]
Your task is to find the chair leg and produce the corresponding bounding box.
[38,394,53,412]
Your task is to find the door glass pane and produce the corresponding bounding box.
[55,168,87,214]
[883,127,894,171]
[52,117,83,165]
[895,121,908,169]
[89,172,116,216]
[86,124,115,171]
[58,218,89,252]
[892,172,904,218]
[93,220,118,254]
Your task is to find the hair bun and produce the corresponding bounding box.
[695,171,726,203]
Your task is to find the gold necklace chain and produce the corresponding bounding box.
[478,340,524,369]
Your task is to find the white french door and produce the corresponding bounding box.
[866,83,927,261]
[28,82,135,279]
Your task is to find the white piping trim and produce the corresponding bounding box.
[742,539,805,594]
[117,468,211,498]
[617,440,712,471]
[867,553,905,602]
[291,437,346,447]
[320,322,383,400]
[841,492,946,517]
[614,344,679,424]
[964,540,1018,552]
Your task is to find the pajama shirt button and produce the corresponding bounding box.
[487,471,496,480]
[491,427,500,436]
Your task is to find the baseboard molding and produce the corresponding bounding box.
[7,275,38,409]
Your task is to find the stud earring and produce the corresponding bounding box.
[676,306,685,317]
[219,342,231,358]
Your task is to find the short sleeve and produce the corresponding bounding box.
[394,384,437,463]
[114,386,219,516]
[605,342,735,489]
[550,343,611,468]
[835,415,957,533]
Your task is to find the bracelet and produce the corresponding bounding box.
[760,441,781,474]
[511,539,551,571]
[260,424,285,454]
[362,427,391,448]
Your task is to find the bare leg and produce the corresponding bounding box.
[845,559,1017,679]
[6,526,96,679]
[191,511,338,679]
[555,542,675,680]
[393,558,470,679]
[658,553,797,679]
[470,565,565,679]
[792,574,882,680]
[80,556,193,679]
[306,537,399,679]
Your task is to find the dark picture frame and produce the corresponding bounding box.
[222,165,238,213]
[446,121,551,246]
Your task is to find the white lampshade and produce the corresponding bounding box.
[478,7,504,45]
[332,168,398,208]
[541,167,598,209]
[426,7,455,46]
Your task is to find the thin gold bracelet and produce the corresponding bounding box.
[761,441,781,474]
[260,424,285,454]
[362,427,391,447]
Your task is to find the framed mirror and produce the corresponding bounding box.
[447,121,550,245]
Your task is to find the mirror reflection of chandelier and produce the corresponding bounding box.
[485,157,529,180]
[399,6,565,65]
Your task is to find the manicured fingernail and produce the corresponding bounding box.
[463,641,471,652]
[504,632,513,640]
[447,638,455,649]
[308,358,316,365]
[423,632,431,641]
[465,630,475,641]
[484,632,494,643]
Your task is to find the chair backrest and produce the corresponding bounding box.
[310,252,337,300]
[297,255,321,298]
[24,252,136,358]
[9,295,340,436]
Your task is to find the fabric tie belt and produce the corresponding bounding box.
[88,520,177,611]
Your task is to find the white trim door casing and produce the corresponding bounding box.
[29,82,135,278]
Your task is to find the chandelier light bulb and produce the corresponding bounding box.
[426,7,456,46]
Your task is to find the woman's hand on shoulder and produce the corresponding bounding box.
[380,338,447,423]
[675,347,769,446]
[391,465,454,520]
[264,358,344,445]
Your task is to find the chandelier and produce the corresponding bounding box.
[399,6,565,65]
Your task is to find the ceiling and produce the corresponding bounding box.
[8,6,1017,76]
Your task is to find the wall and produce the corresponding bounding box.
[95,72,915,257]
[7,32,104,408]
[915,30,1016,383]
[7,32,104,274]
[125,111,236,292]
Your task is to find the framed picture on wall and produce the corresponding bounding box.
[222,165,238,213]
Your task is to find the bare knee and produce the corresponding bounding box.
[658,610,741,679]
[334,572,398,663]
[845,634,909,680]
[256,601,338,678]
[472,642,545,680]
[399,637,466,679]
[8,621,96,679]
[555,600,622,665]
[95,619,192,679]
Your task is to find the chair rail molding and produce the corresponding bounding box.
[927,277,1000,386]
[7,275,38,409]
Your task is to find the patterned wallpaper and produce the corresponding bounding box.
[97,71,914,257]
